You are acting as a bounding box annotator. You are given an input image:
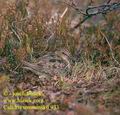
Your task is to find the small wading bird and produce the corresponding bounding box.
[22,48,73,77]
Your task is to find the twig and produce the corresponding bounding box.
[58,1,86,15]
[107,0,112,4]
[60,7,68,19]
[63,1,120,30]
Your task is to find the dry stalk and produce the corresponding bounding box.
[99,30,120,67]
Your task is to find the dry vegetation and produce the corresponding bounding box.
[0,0,120,115]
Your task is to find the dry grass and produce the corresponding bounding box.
[0,0,120,115]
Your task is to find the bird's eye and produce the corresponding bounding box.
[49,59,56,62]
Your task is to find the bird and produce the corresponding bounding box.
[22,48,73,77]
